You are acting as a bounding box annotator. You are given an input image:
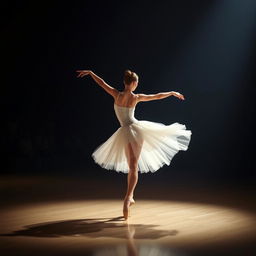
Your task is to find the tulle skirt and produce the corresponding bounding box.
[91,120,192,173]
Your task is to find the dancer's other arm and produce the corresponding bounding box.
[137,91,185,102]
[76,70,118,98]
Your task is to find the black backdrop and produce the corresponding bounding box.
[2,1,256,185]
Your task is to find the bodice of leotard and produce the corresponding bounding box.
[114,104,137,127]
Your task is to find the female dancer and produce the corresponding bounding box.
[76,69,192,220]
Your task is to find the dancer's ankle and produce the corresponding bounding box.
[125,195,133,200]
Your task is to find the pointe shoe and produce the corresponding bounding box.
[123,198,133,220]
[130,198,135,206]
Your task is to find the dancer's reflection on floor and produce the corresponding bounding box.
[93,221,183,256]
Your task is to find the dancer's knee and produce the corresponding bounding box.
[129,167,138,174]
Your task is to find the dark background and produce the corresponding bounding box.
[2,1,256,185]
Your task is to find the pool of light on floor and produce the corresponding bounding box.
[1,199,256,254]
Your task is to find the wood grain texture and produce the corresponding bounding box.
[1,175,256,255]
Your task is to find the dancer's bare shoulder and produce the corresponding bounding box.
[115,91,138,107]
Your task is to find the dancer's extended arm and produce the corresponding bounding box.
[137,91,185,102]
[76,70,118,98]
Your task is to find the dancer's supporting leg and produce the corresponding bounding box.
[123,142,142,219]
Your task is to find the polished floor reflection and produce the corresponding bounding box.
[0,175,256,255]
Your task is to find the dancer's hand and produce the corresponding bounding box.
[76,70,92,78]
[172,91,185,100]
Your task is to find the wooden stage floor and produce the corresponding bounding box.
[1,173,256,255]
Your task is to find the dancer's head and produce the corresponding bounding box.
[123,69,138,91]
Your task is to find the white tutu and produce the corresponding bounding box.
[91,102,192,174]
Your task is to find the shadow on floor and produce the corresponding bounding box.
[0,216,178,239]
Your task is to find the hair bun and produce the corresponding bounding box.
[124,69,132,76]
[124,69,138,85]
